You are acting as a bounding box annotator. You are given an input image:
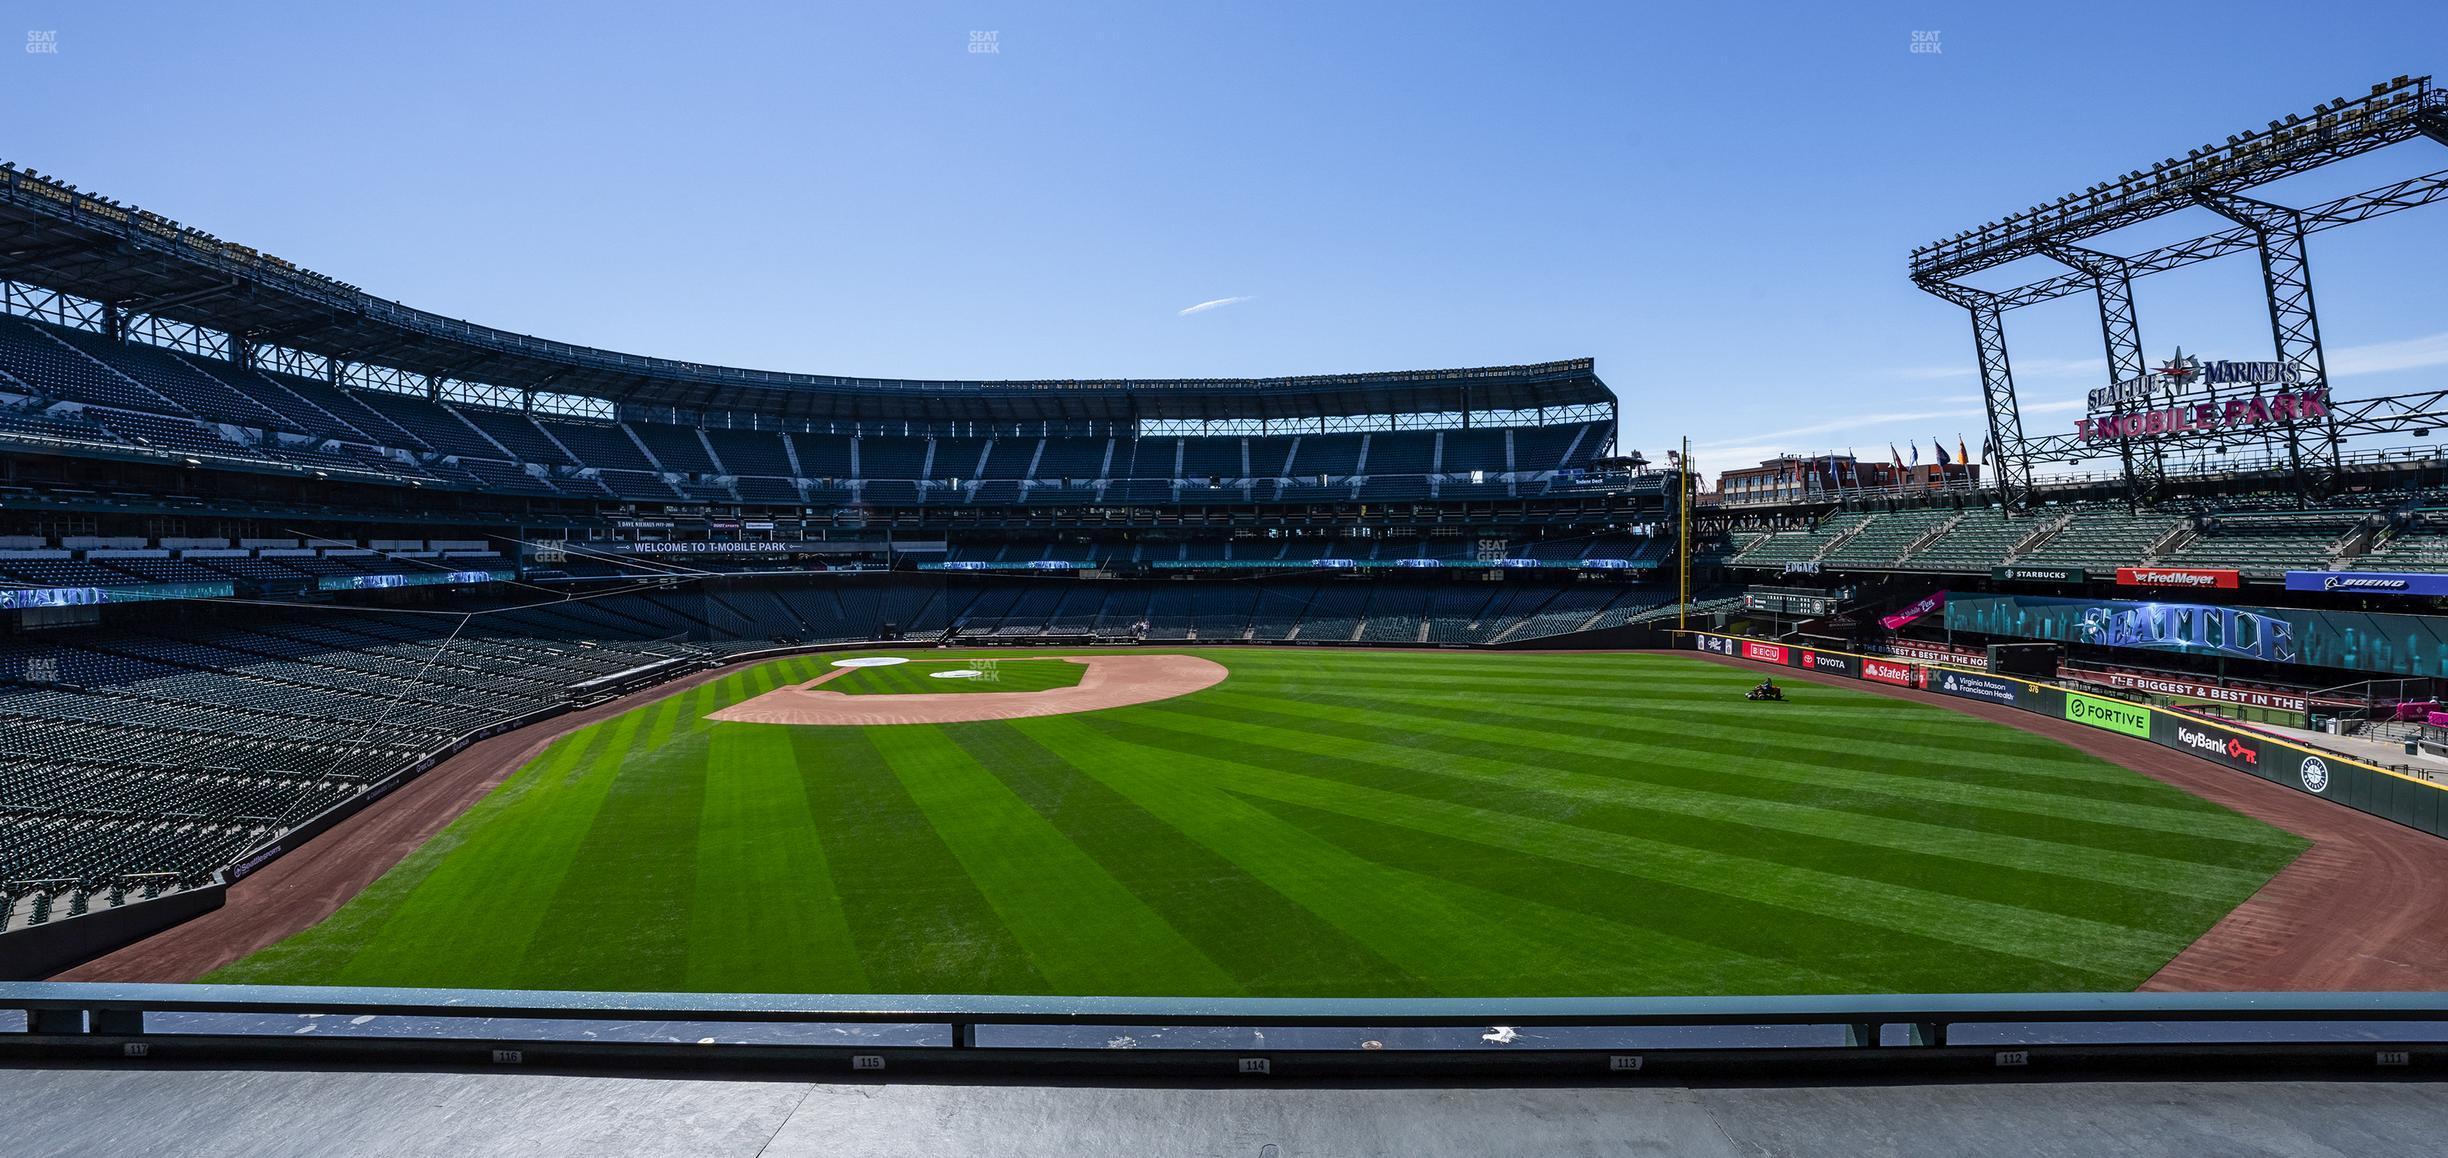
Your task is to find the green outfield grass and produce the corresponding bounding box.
[822,657,1087,696]
[212,649,2305,997]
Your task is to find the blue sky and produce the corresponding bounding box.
[3,2,2442,472]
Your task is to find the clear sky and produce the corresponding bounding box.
[4,2,2442,472]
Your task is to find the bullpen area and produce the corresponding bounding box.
[195,649,2301,996]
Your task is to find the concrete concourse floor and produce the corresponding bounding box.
[2,1067,2444,1157]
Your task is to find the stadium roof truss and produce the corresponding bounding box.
[0,167,1612,431]
[1911,75,2448,510]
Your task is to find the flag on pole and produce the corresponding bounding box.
[1958,434,1971,466]
[1889,443,1903,470]
[1934,439,1952,466]
[1909,442,1920,467]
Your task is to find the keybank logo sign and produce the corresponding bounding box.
[2065,693,2152,738]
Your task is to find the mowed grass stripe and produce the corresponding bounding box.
[1235,794,2118,993]
[961,720,1420,996]
[881,726,1236,995]
[980,726,1883,996]
[206,721,620,985]
[1024,715,1833,997]
[221,649,2303,996]
[1155,692,2292,893]
[1305,662,2191,782]
[1080,716,2187,974]
[793,727,1050,994]
[685,720,869,992]
[1212,687,2277,845]
[1133,700,2283,927]
[516,684,726,990]
[1253,679,2238,813]
[334,706,651,987]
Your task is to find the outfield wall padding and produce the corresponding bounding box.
[1683,631,2448,840]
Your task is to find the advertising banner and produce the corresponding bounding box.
[1685,630,2446,838]
[1993,566,2086,584]
[1861,657,1919,687]
[2116,566,2240,590]
[2064,691,2152,738]
[1740,640,1791,665]
[1946,592,2448,677]
[1928,668,2031,709]
[0,581,234,609]
[1872,639,1990,666]
[1879,590,1948,631]
[2153,714,2270,776]
[316,570,511,591]
[2284,570,2448,597]
[2071,668,2311,713]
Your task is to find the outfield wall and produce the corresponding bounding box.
[1683,631,2448,839]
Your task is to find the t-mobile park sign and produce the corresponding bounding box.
[2077,387,2329,443]
[2078,350,2327,443]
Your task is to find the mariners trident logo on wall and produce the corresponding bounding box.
[2153,347,2201,389]
[2299,755,2331,794]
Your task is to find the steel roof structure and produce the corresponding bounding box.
[0,166,1609,425]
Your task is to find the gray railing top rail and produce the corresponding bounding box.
[7,982,2445,1027]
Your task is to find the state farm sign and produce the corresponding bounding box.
[1861,658,1918,687]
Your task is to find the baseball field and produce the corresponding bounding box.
[208,649,2305,996]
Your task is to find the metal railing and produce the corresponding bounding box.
[4,983,2442,1079]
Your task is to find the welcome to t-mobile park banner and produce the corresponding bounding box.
[1878,590,1948,632]
[1679,629,2448,838]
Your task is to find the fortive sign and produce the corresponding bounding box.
[2065,692,2152,738]
[2284,570,2448,597]
[2076,388,2329,443]
[2116,567,2239,590]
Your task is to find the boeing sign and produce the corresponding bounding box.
[2285,570,2448,596]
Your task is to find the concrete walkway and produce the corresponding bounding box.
[4,1067,2445,1156]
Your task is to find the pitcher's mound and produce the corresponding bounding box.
[706,653,1229,726]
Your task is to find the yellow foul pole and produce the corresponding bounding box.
[1677,435,1691,634]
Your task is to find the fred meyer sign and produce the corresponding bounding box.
[2065,692,2152,738]
[2116,567,2239,590]
[2285,570,2448,597]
